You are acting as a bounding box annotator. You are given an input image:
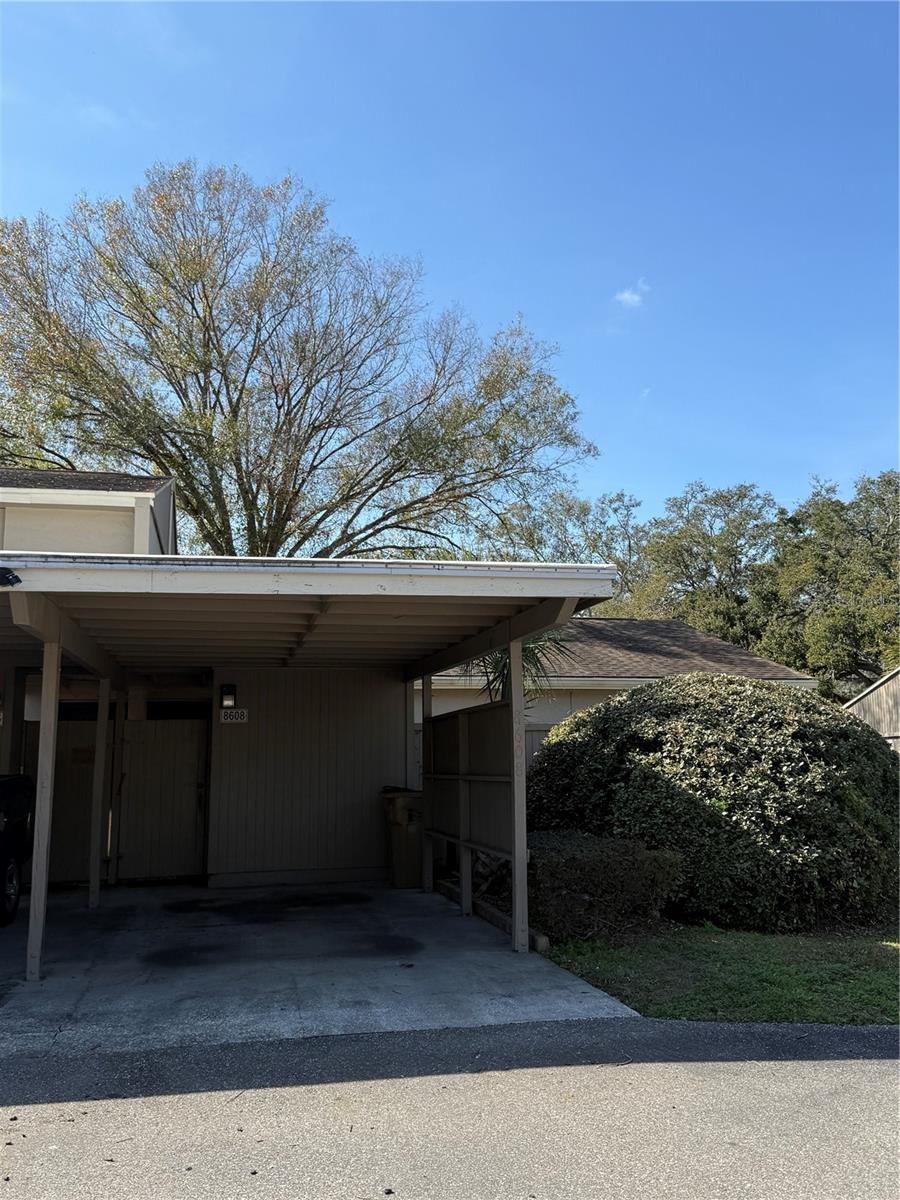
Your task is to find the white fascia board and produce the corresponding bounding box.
[0,553,618,599]
[0,488,148,508]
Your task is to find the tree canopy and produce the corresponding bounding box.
[482,472,898,694]
[0,161,593,556]
[0,161,893,695]
[752,473,898,691]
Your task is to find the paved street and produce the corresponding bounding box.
[1,1018,895,1199]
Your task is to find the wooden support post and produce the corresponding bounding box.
[88,678,111,909]
[458,711,472,916]
[421,676,433,891]
[509,638,529,952]
[26,639,61,982]
[404,679,417,789]
[106,693,126,886]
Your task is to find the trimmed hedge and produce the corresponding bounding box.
[527,674,899,932]
[527,832,682,940]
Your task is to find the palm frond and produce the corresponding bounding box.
[474,625,577,703]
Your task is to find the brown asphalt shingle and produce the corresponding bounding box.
[442,617,814,682]
[0,468,172,493]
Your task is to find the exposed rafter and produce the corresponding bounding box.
[9,592,124,686]
[406,597,581,681]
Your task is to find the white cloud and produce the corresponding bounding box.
[640,387,651,400]
[614,277,651,309]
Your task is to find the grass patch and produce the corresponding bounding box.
[550,923,899,1024]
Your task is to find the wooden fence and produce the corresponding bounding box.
[413,722,554,788]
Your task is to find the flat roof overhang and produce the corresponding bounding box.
[0,553,617,681]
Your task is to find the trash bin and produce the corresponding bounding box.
[382,786,422,888]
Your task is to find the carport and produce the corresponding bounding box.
[0,553,616,983]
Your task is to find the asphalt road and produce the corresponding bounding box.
[1,1018,896,1199]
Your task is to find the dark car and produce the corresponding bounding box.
[0,775,35,926]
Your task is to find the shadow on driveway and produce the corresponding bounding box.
[1,1016,896,1108]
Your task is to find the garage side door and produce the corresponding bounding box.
[116,719,208,881]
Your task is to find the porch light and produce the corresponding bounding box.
[220,684,237,710]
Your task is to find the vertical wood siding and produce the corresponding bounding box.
[423,701,513,858]
[208,669,405,880]
[414,722,554,786]
[24,718,114,883]
[846,672,900,747]
[116,719,208,880]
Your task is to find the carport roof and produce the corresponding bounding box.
[0,552,617,677]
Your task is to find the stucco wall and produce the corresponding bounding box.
[208,667,406,884]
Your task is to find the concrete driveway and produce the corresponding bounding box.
[0,883,633,1053]
[1,1018,896,1199]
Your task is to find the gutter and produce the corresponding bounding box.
[0,550,617,583]
[0,551,618,601]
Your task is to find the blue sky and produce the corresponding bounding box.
[1,2,896,519]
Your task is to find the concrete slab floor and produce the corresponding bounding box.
[0,884,636,1053]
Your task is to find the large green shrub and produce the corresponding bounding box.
[528,832,682,940]
[527,674,899,932]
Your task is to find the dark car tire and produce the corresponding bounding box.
[0,855,21,927]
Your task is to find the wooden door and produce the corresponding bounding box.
[116,719,208,880]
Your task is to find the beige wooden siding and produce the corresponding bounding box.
[116,719,208,880]
[423,700,513,858]
[24,717,114,883]
[2,505,134,553]
[846,671,900,747]
[419,685,624,723]
[208,668,405,883]
[414,714,614,782]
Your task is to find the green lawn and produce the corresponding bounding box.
[550,923,899,1024]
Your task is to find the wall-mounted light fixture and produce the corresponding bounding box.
[220,684,237,710]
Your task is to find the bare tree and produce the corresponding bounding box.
[478,488,648,599]
[0,162,594,556]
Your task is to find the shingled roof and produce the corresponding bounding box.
[441,617,814,683]
[0,468,172,493]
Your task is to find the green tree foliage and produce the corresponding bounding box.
[527,674,899,932]
[635,481,777,646]
[751,473,899,692]
[501,474,896,692]
[0,161,593,557]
